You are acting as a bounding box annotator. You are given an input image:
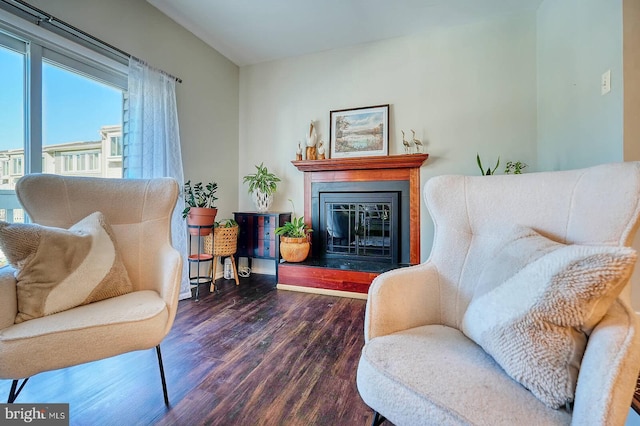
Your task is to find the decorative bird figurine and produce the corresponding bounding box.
[401,130,412,154]
[317,140,326,159]
[296,142,303,161]
[411,129,423,153]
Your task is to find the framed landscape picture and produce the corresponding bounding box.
[330,104,389,158]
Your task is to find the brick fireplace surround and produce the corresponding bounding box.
[278,153,428,298]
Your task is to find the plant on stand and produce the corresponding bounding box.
[183,180,218,236]
[243,163,281,212]
[275,200,313,262]
[204,219,240,290]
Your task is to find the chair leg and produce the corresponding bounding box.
[155,345,169,406]
[7,377,29,403]
[371,411,386,426]
[7,351,169,406]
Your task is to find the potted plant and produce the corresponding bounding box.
[212,219,239,257]
[275,200,313,262]
[476,154,500,176]
[504,161,527,174]
[183,180,218,236]
[243,163,281,212]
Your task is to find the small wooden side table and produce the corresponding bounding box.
[233,211,291,280]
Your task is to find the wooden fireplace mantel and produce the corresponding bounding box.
[282,153,429,296]
[291,153,428,172]
[292,152,428,264]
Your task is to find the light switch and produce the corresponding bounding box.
[601,69,611,95]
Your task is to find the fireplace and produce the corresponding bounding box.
[312,180,410,264]
[320,192,398,263]
[279,153,428,296]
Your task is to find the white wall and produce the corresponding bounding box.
[239,13,538,267]
[536,0,623,171]
[27,0,241,220]
[535,0,640,312]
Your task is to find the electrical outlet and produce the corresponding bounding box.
[602,70,611,95]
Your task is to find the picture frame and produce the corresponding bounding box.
[329,104,389,158]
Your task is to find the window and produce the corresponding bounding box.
[88,153,100,170]
[42,60,123,176]
[12,157,22,175]
[0,35,25,246]
[0,34,24,176]
[0,27,125,182]
[77,153,86,171]
[110,136,122,156]
[62,154,73,172]
[0,16,127,267]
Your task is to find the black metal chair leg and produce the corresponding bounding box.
[371,411,386,426]
[7,378,29,403]
[155,345,169,406]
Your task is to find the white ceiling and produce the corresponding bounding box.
[147,0,543,67]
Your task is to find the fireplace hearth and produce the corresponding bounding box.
[280,154,428,296]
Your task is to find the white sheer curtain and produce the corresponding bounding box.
[124,57,190,300]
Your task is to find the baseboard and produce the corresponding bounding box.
[276,283,368,300]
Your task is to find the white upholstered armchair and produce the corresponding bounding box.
[357,162,640,425]
[0,175,182,405]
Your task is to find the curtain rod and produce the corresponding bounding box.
[0,0,183,83]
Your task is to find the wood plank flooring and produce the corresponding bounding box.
[0,274,374,425]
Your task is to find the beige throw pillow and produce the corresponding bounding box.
[461,226,636,409]
[0,212,133,323]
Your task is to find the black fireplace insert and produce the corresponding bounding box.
[311,180,410,264]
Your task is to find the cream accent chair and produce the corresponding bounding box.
[0,174,182,405]
[357,162,640,425]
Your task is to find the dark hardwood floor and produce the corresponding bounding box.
[0,274,373,425]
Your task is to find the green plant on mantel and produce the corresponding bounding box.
[242,163,281,195]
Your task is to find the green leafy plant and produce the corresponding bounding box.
[182,180,218,218]
[243,163,281,195]
[275,200,313,238]
[504,161,527,174]
[214,219,238,228]
[477,154,500,176]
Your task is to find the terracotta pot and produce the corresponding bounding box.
[187,207,218,236]
[279,236,310,262]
